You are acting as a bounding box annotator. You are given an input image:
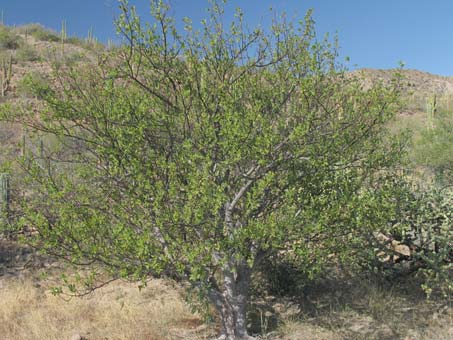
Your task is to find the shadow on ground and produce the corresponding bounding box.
[248,265,451,340]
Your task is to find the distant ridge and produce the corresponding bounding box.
[354,68,453,96]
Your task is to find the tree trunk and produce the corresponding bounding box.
[211,262,253,340]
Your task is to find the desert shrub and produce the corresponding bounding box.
[14,23,43,35]
[412,111,453,186]
[355,180,452,298]
[0,50,13,64]
[66,36,85,46]
[15,44,40,62]
[28,25,60,42]
[65,36,103,51]
[16,72,51,99]
[403,188,452,298]
[0,26,22,49]
[62,52,88,66]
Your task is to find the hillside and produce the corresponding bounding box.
[0,24,100,154]
[357,68,453,95]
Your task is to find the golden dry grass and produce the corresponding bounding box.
[0,276,212,340]
[274,310,452,340]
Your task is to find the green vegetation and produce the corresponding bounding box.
[16,71,49,98]
[0,52,12,97]
[0,25,21,49]
[15,43,40,62]
[0,172,9,227]
[413,111,453,185]
[86,27,96,45]
[66,36,84,46]
[60,20,67,55]
[363,100,452,298]
[25,24,60,42]
[354,179,452,297]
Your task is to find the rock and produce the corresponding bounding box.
[273,302,285,313]
[348,315,373,333]
[376,324,395,339]
[404,329,420,340]
[70,334,85,340]
[392,241,411,256]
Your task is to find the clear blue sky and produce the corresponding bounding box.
[0,0,452,75]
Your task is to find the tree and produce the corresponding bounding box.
[2,1,404,338]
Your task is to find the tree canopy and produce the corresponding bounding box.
[1,1,405,338]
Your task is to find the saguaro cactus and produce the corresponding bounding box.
[0,53,12,97]
[426,94,437,130]
[87,27,100,48]
[0,173,10,227]
[87,27,95,45]
[61,20,67,55]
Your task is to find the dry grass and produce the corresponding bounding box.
[266,277,452,340]
[273,306,452,340]
[0,275,212,340]
[0,238,451,340]
[277,316,342,340]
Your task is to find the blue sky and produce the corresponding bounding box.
[0,0,452,75]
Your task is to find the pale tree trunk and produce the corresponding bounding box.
[211,261,254,340]
[214,198,256,339]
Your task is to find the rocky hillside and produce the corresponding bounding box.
[0,24,100,154]
[354,68,453,115]
[357,68,453,95]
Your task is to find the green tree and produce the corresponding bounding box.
[3,1,404,338]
